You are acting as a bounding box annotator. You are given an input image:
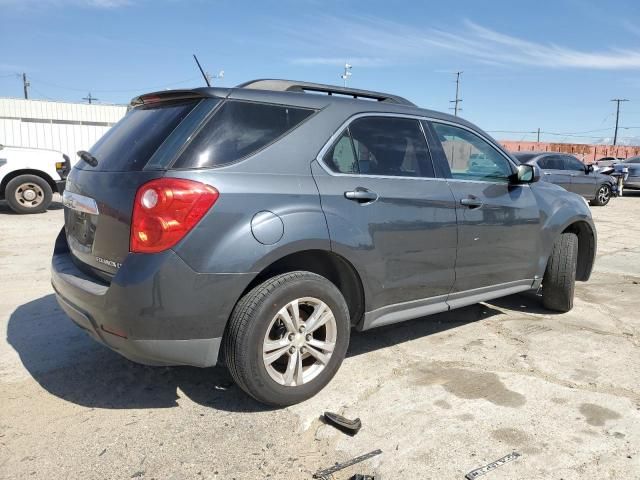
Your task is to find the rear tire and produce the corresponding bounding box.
[590,184,611,206]
[224,271,350,406]
[542,232,578,312]
[5,174,53,214]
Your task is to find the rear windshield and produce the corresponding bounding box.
[172,100,315,169]
[77,99,201,172]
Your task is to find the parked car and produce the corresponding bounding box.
[595,156,625,168]
[513,152,617,206]
[52,80,597,406]
[619,156,640,190]
[0,145,69,213]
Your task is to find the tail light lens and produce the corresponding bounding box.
[130,178,218,253]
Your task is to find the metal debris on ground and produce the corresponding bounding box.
[313,449,382,479]
[349,474,376,480]
[464,452,521,479]
[214,381,233,390]
[323,411,362,436]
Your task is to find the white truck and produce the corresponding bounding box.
[0,145,70,214]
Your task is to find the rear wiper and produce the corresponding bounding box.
[77,150,98,167]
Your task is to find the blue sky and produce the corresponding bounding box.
[2,0,640,143]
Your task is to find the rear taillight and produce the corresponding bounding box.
[130,178,218,254]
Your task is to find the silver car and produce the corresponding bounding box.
[514,152,617,206]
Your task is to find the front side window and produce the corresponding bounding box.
[174,100,314,168]
[431,122,513,182]
[324,116,434,178]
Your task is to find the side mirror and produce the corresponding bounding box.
[512,164,539,184]
[585,164,594,173]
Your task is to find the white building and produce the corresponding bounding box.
[0,98,127,163]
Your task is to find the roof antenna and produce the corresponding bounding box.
[193,54,211,87]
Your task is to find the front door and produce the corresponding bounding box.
[427,121,541,294]
[563,155,596,198]
[312,115,458,313]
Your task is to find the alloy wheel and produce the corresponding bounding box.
[597,185,610,204]
[262,297,337,387]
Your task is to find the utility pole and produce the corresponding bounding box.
[449,71,463,116]
[340,63,352,87]
[611,98,629,146]
[22,73,30,100]
[537,127,541,143]
[82,93,98,104]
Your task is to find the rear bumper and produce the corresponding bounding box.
[51,228,254,367]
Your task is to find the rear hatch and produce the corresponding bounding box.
[64,93,218,280]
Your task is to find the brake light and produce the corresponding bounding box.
[130,178,218,253]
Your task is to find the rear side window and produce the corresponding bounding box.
[79,99,201,171]
[563,155,585,171]
[324,116,434,178]
[173,101,314,169]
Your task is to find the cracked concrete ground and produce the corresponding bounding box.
[1,193,639,479]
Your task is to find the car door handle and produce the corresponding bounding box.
[344,188,378,203]
[544,172,552,175]
[460,197,484,209]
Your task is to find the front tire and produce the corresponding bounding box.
[590,184,611,206]
[224,272,350,406]
[542,232,578,312]
[5,174,53,214]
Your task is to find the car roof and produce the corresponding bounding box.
[131,79,482,134]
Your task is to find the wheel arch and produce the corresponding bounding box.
[241,249,365,326]
[561,220,596,281]
[1,169,57,197]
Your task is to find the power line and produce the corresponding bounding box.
[449,71,463,116]
[82,93,98,104]
[27,75,201,94]
[611,99,629,146]
[22,73,30,99]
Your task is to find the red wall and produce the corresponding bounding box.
[500,141,640,164]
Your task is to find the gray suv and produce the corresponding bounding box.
[52,80,597,406]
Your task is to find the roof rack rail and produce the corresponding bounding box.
[236,79,415,106]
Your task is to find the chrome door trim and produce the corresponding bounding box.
[315,112,519,182]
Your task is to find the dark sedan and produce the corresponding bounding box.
[513,152,617,206]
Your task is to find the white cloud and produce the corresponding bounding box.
[285,16,640,70]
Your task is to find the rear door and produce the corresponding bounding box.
[64,96,216,279]
[563,155,595,198]
[312,115,458,313]
[426,121,541,295]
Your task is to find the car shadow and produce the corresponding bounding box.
[7,294,503,411]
